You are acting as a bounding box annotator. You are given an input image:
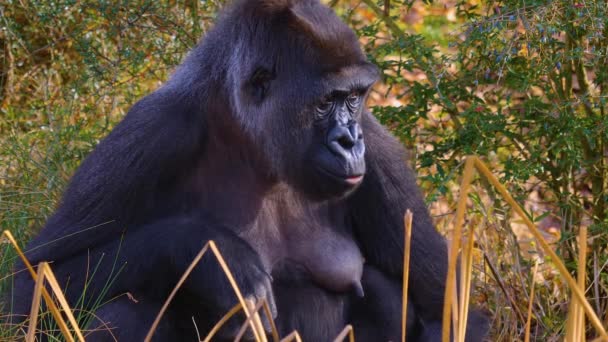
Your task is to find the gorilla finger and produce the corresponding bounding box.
[246,278,276,333]
[263,276,277,319]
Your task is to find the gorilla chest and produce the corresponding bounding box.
[240,201,364,294]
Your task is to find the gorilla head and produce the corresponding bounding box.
[194,0,380,200]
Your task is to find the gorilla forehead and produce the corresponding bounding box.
[224,0,367,71]
[321,64,380,93]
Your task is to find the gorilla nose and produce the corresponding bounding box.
[328,123,363,157]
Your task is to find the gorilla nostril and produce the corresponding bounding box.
[337,135,355,149]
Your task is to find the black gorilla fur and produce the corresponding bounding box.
[9,0,489,340]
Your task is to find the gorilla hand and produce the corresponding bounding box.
[178,224,277,337]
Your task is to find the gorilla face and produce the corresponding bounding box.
[254,61,378,201]
[240,63,378,200]
[313,90,366,185]
[299,68,378,199]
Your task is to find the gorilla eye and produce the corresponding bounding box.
[248,67,274,102]
[316,97,334,117]
[346,92,361,109]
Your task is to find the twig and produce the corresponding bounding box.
[482,253,526,325]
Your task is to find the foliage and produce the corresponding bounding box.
[0,0,223,331]
[344,0,607,338]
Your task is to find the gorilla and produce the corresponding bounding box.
[9,0,489,340]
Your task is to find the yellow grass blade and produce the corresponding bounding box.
[25,264,46,342]
[567,304,576,342]
[3,231,84,342]
[202,302,243,342]
[567,226,588,342]
[2,230,42,281]
[333,324,355,342]
[442,157,475,342]
[402,210,413,342]
[262,298,281,342]
[451,278,459,341]
[25,267,74,342]
[145,242,211,341]
[250,299,268,342]
[576,226,588,341]
[202,296,279,342]
[207,241,267,342]
[235,299,267,342]
[38,262,85,341]
[471,156,607,339]
[23,262,85,342]
[145,240,266,342]
[524,261,539,342]
[457,229,476,342]
[280,331,303,342]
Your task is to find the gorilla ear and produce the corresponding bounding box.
[255,0,324,45]
[247,67,275,103]
[285,2,342,51]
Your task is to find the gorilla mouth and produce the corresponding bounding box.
[345,175,364,185]
[317,167,364,186]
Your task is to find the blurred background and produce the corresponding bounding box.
[1,0,607,340]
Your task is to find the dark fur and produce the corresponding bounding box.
[9,0,488,341]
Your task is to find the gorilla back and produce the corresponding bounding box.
[9,0,489,341]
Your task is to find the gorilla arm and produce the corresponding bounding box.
[22,88,207,264]
[347,112,448,322]
[15,86,276,327]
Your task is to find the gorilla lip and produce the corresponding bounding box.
[345,175,364,185]
[318,167,364,186]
